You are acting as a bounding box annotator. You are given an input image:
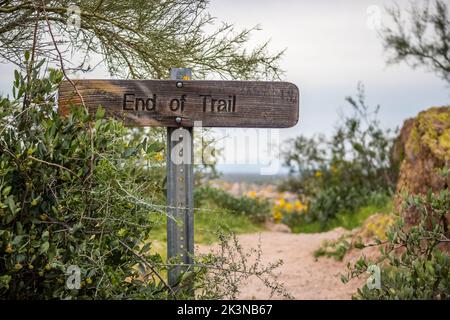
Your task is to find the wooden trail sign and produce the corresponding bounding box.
[58,80,299,128]
[57,72,300,290]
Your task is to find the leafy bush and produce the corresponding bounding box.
[283,83,397,228]
[195,186,270,223]
[0,57,170,299]
[343,181,450,299]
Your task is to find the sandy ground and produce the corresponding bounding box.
[198,228,367,300]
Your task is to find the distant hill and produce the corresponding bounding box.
[218,172,288,184]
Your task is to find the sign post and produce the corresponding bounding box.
[167,68,194,287]
[58,75,300,292]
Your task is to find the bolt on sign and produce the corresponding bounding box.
[58,80,299,128]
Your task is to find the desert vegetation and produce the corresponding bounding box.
[0,0,449,300]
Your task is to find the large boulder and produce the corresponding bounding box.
[393,106,450,225]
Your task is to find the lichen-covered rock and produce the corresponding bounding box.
[394,106,450,225]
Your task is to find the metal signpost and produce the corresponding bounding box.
[58,72,300,290]
[167,68,194,287]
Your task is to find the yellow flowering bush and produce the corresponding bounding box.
[272,198,308,225]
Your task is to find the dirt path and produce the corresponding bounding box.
[198,228,366,300]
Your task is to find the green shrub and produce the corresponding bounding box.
[0,59,170,299]
[343,182,450,300]
[283,83,398,228]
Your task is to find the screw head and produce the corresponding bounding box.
[175,117,182,124]
[176,81,183,88]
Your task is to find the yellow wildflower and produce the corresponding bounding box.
[273,210,282,223]
[277,198,285,206]
[14,263,22,270]
[285,202,293,212]
[294,200,303,211]
[315,170,322,178]
[86,277,93,285]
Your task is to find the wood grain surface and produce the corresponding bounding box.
[58,80,299,128]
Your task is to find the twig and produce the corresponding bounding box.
[155,262,269,275]
[40,1,87,112]
[28,155,78,177]
[22,2,40,111]
[40,1,95,222]
[118,239,177,300]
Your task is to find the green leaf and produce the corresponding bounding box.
[140,242,151,254]
[2,186,12,197]
[41,230,49,240]
[24,50,30,62]
[147,141,164,153]
[14,70,20,84]
[7,196,16,214]
[39,241,50,254]
[71,222,83,234]
[12,235,25,245]
[35,59,45,70]
[0,275,12,290]
[17,86,24,99]
[123,147,136,157]
[137,263,146,276]
[354,242,365,249]
[95,106,105,120]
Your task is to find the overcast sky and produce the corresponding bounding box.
[210,0,450,173]
[0,0,449,173]
[210,0,449,132]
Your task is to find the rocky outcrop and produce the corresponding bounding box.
[393,106,450,225]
